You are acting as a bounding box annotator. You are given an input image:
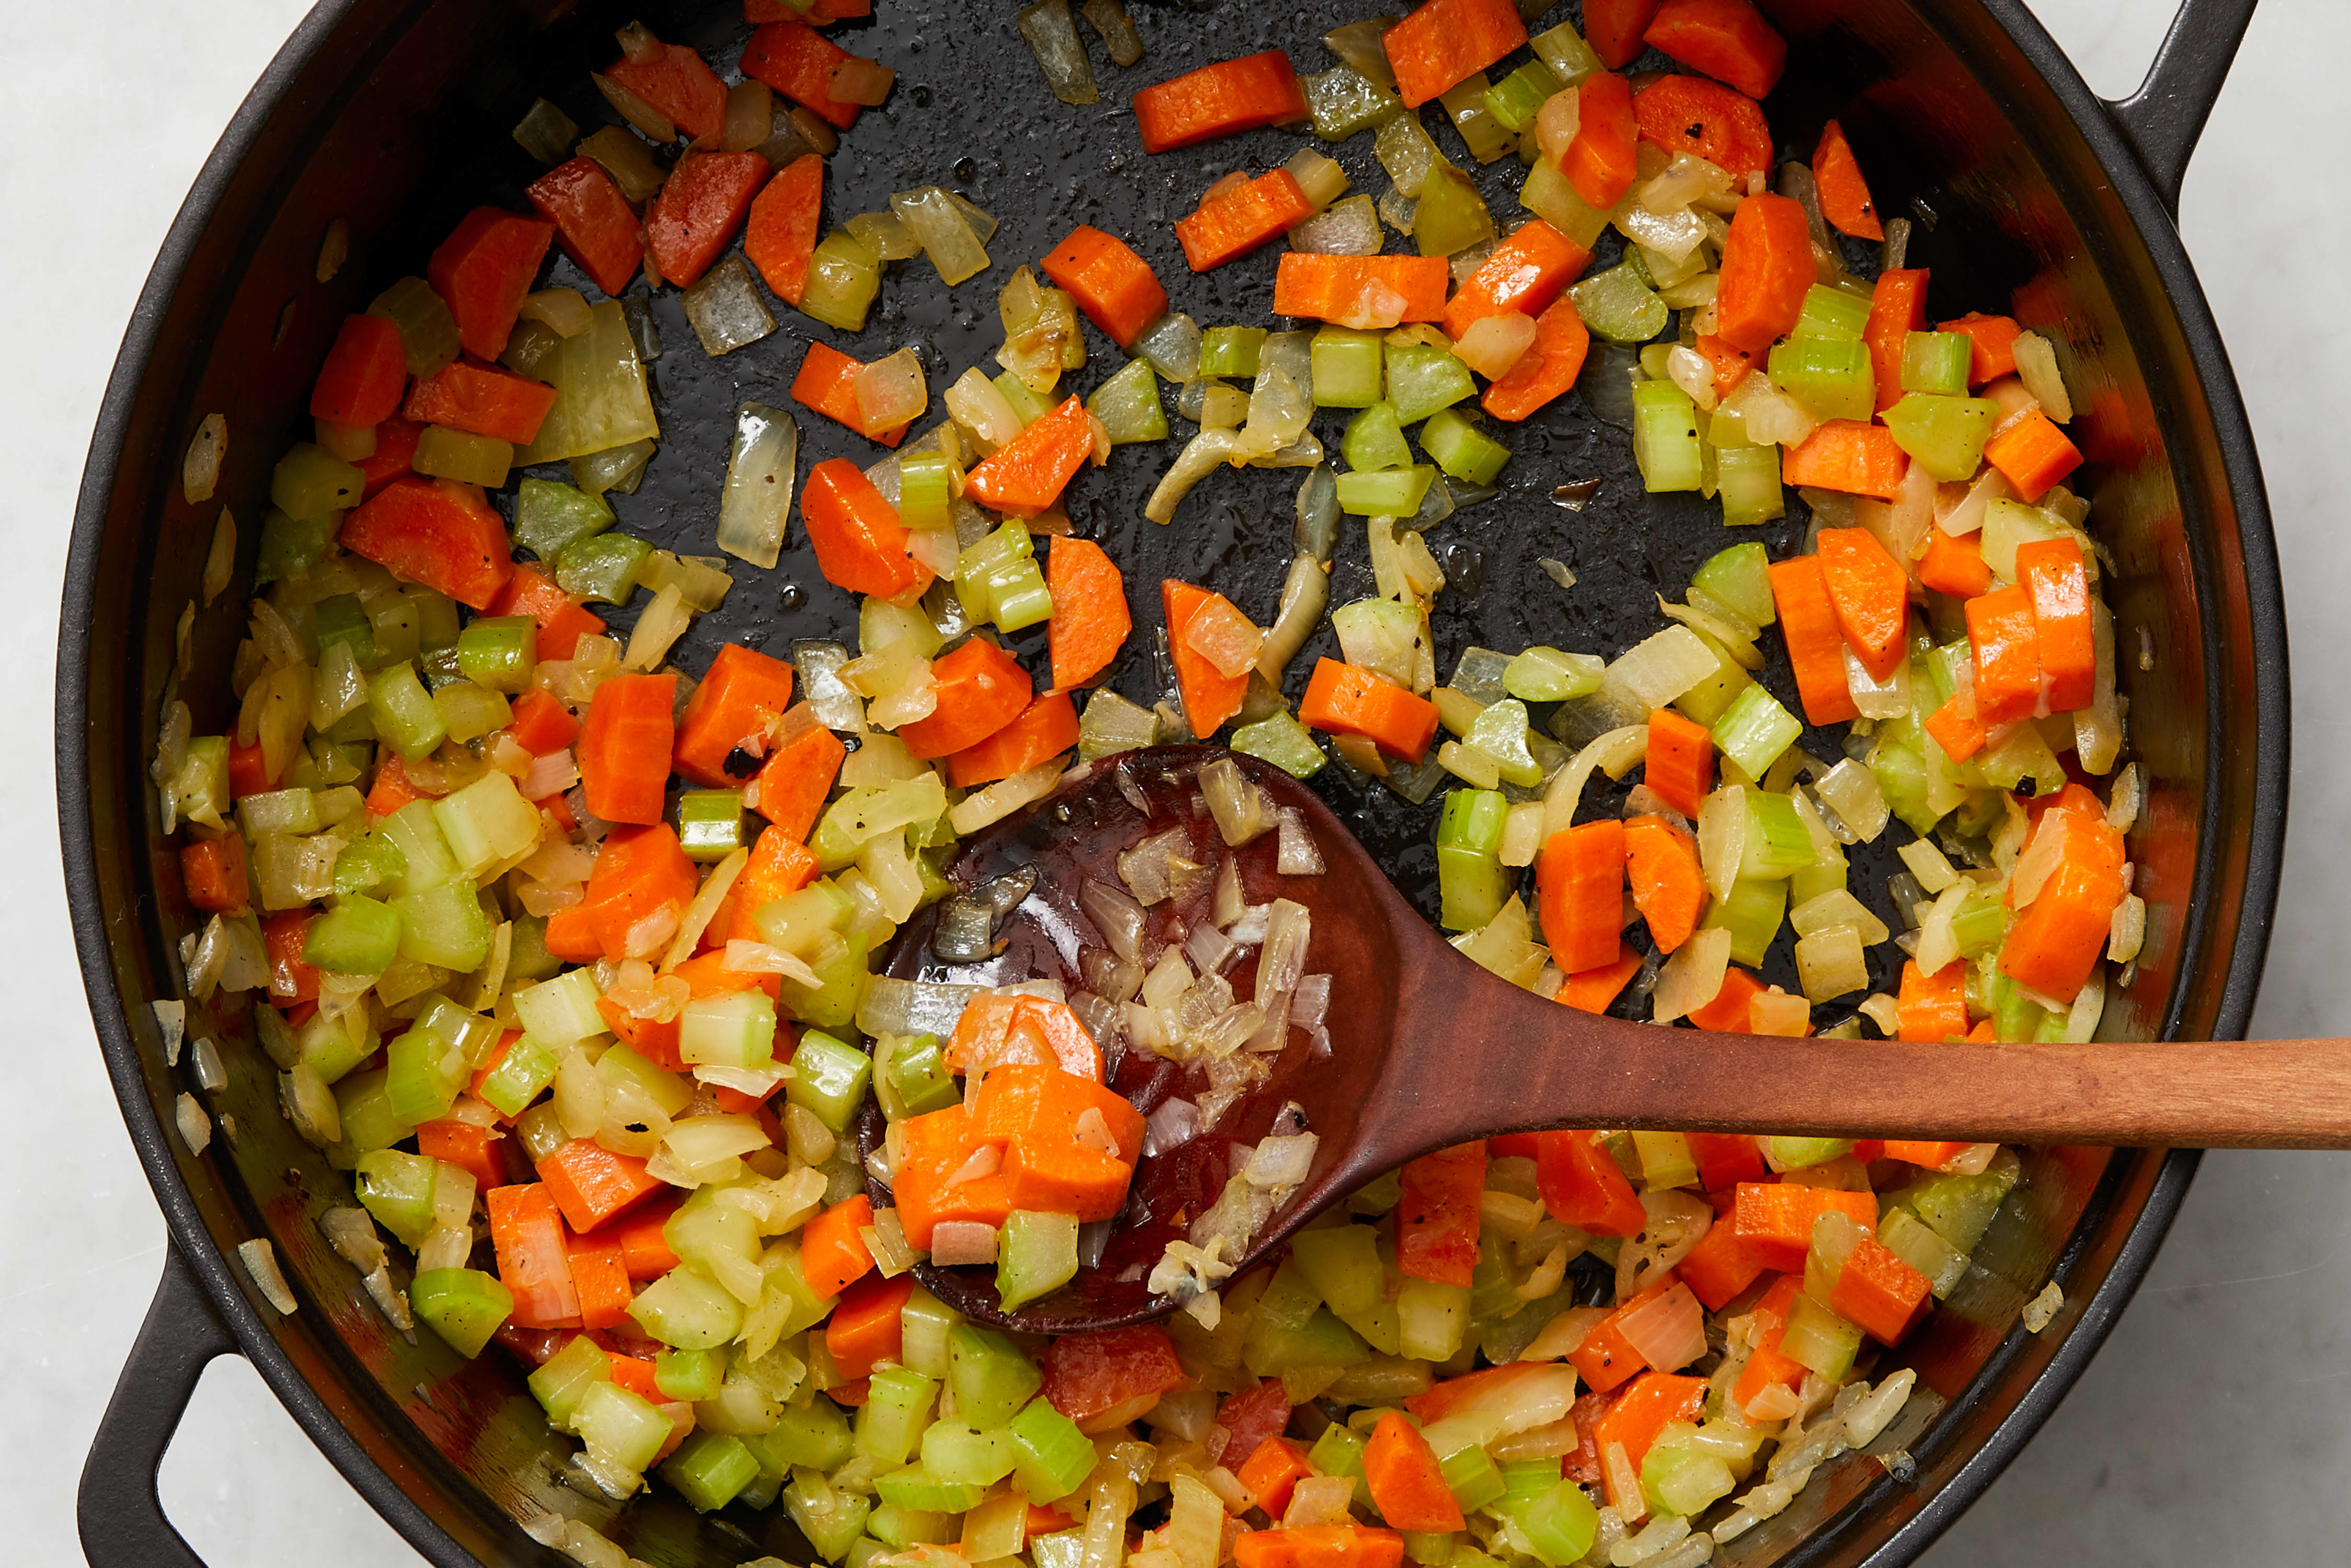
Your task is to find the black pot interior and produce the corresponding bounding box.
[62,0,2279,1564]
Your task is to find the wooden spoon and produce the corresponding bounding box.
[870,745,2340,1332]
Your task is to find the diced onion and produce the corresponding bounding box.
[1185,598,1263,680]
[716,402,797,569]
[1454,313,1538,379]
[1542,725,1648,838]
[1616,1281,1708,1372]
[1605,625,1720,710]
[1652,926,1731,1023]
[1813,758,1889,842]
[1275,810,1324,876]
[238,1238,298,1315]
[1018,0,1099,105]
[1288,194,1382,256]
[176,1092,211,1154]
[891,186,992,286]
[2011,331,2074,422]
[183,413,226,503]
[681,257,777,357]
[931,1221,999,1265]
[829,55,895,107]
[856,348,929,434]
[592,71,675,142]
[950,761,1064,835]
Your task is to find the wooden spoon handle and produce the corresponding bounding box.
[1373,942,2351,1152]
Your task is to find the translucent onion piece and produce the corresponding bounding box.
[681,257,777,357]
[201,509,236,605]
[1652,925,1732,1023]
[1019,0,1099,104]
[183,413,227,503]
[1287,193,1383,257]
[1147,429,1246,524]
[1374,112,1439,197]
[1276,809,1326,877]
[1938,465,2014,537]
[1135,312,1204,383]
[176,1092,211,1155]
[1794,924,1870,1002]
[1534,88,1581,164]
[931,1221,1000,1266]
[518,299,656,463]
[1814,758,1889,842]
[829,55,895,107]
[1284,147,1350,210]
[1605,625,1719,710]
[2074,600,2123,774]
[949,761,1064,835]
[2011,331,2073,423]
[1718,369,1818,449]
[593,71,675,142]
[1616,1280,1708,1372]
[1541,724,1648,838]
[1081,0,1146,65]
[512,97,578,165]
[946,366,1023,453]
[238,1238,297,1315]
[1257,553,1330,682]
[891,186,992,285]
[1453,312,1538,379]
[1185,597,1264,680]
[1617,1191,1712,1299]
[716,402,798,570]
[1078,689,1159,763]
[855,347,929,433]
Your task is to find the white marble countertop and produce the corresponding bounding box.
[4,1,2342,1563]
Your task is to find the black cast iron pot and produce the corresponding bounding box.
[60,0,2285,1563]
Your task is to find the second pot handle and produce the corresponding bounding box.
[78,1243,236,1567]
[2107,0,2257,211]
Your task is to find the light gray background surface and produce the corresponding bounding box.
[4,1,2342,1563]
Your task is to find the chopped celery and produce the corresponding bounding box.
[1343,402,1413,471]
[1519,157,1611,249]
[1739,790,1815,881]
[1482,59,1561,132]
[332,832,405,897]
[749,1398,855,1472]
[384,1022,464,1125]
[897,449,953,529]
[1693,543,1778,627]
[1767,337,1875,421]
[947,1323,1043,1429]
[956,521,1053,633]
[1779,1293,1863,1379]
[556,529,651,605]
[255,509,334,586]
[919,1419,1016,1487]
[678,989,778,1069]
[629,1263,743,1349]
[1901,330,1975,396]
[1288,1225,1397,1352]
[994,369,1050,426]
[1436,789,1509,931]
[1308,1422,1372,1508]
[1304,64,1404,140]
[1703,877,1788,967]
[528,1331,612,1428]
[314,595,376,670]
[997,1209,1079,1310]
[432,682,511,745]
[432,770,537,876]
[1231,711,1330,779]
[883,1031,960,1117]
[1642,1442,1736,1520]
[1530,21,1603,84]
[1632,380,1703,492]
[476,1035,558,1119]
[1008,1396,1095,1503]
[1439,1440,1507,1511]
[1570,259,1667,345]
[367,662,446,762]
[333,1069,410,1155]
[1514,1479,1600,1565]
[1883,394,2001,481]
[868,1504,955,1549]
[1711,683,1802,779]
[368,596,421,667]
[1870,737,1938,836]
[660,1431,760,1513]
[393,879,492,971]
[413,426,511,487]
[1413,164,1495,256]
[271,444,364,522]
[1903,1151,2021,1253]
[676,789,746,860]
[455,617,536,693]
[411,1269,512,1357]
[1311,327,1385,408]
[355,1149,438,1245]
[784,1470,872,1561]
[785,1029,873,1132]
[1419,407,1510,484]
[1198,326,1266,379]
[1385,342,1476,424]
[857,1364,940,1466]
[1952,884,2011,956]
[1716,443,1787,526]
[513,476,614,559]
[1086,358,1168,444]
[381,800,457,897]
[1504,645,1603,702]
[304,894,402,974]
[1796,283,1872,341]
[1335,466,1436,516]
[882,1459,988,1511]
[1463,698,1541,786]
[802,228,883,333]
[1877,1206,1970,1298]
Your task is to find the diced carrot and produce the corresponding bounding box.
[1042,226,1170,350]
[1643,708,1713,820]
[896,638,1034,759]
[1238,1437,1317,1520]
[791,341,909,446]
[538,1140,669,1232]
[744,153,824,307]
[1964,584,2042,728]
[1623,814,1705,953]
[1271,253,1450,326]
[1363,1411,1466,1531]
[606,37,727,142]
[1999,812,2126,1002]
[180,834,250,916]
[974,1063,1144,1220]
[1884,1139,1973,1169]
[1442,219,1590,339]
[526,156,643,299]
[1177,169,1315,272]
[1535,1129,1647,1238]
[644,150,771,290]
[262,910,319,1004]
[751,725,848,844]
[1731,1278,1807,1412]
[674,643,796,788]
[1713,192,1812,355]
[1537,821,1626,974]
[1768,553,1863,724]
[1131,51,1308,152]
[1687,965,1765,1031]
[1783,421,1910,502]
[944,691,1078,788]
[604,1348,662,1401]
[825,1271,917,1378]
[428,207,555,361]
[1567,1276,1677,1392]
[1689,333,1755,402]
[801,1195,877,1299]
[1678,1203,1769,1309]
[740,20,865,130]
[1024,1503,1079,1535]
[1592,1372,1708,1508]
[1233,1527,1404,1568]
[1163,580,1258,741]
[401,357,558,445]
[1688,1132,1766,1191]
[577,672,677,825]
[1985,407,2082,504]
[1046,537,1131,693]
[311,314,409,428]
[965,396,1096,518]
[598,951,782,1072]
[1924,693,1988,763]
[1918,524,1990,597]
[418,1117,510,1195]
[2015,536,2093,710]
[606,1197,684,1281]
[1585,0,1664,67]
[890,1104,1014,1247]
[1559,943,1644,1014]
[1395,1142,1485,1288]
[1381,0,1529,108]
[488,1184,582,1328]
[487,562,606,660]
[1297,656,1438,761]
[340,476,514,611]
[1632,73,1772,184]
[506,689,580,757]
[1405,1362,1567,1426]
[1939,312,2022,385]
[356,416,423,499]
[1643,0,1786,99]
[1895,958,1969,1042]
[1731,1181,1877,1273]
[364,754,427,819]
[1811,119,1881,240]
[802,457,931,597]
[1864,267,1928,413]
[1041,1324,1190,1423]
[947,995,1108,1085]
[544,822,698,963]
[1562,71,1640,211]
[1828,1235,1932,1344]
[728,828,822,948]
[1482,294,1592,421]
[1814,526,1910,680]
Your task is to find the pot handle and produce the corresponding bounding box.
[2107,0,2257,211]
[78,1243,234,1567]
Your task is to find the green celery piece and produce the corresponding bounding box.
[526,1332,610,1427]
[675,789,746,860]
[1348,1167,1402,1215]
[1304,64,1404,141]
[1703,877,1788,968]
[1780,1293,1863,1378]
[1335,466,1436,516]
[1248,1299,1366,1377]
[271,443,364,521]
[1086,358,1168,444]
[918,1419,1016,1486]
[1310,326,1385,408]
[1738,789,1815,881]
[1439,1440,1507,1511]
[1767,337,1875,421]
[802,228,882,333]
[1198,326,1266,379]
[785,1030,873,1134]
[1402,1532,1454,1566]
[384,1027,462,1126]
[393,879,493,971]
[1230,711,1329,779]
[1642,1443,1736,1520]
[332,831,407,897]
[897,449,953,528]
[381,799,457,897]
[993,369,1050,425]
[1768,1135,1852,1170]
[1632,380,1703,492]
[1437,788,1508,932]
[997,1209,1079,1310]
[1418,407,1509,484]
[1342,402,1413,471]
[1711,682,1802,780]
[1716,443,1787,526]
[1570,259,1667,344]
[354,1148,438,1246]
[367,662,447,762]
[1693,543,1778,626]
[1901,330,1975,396]
[779,929,870,1029]
[784,1471,872,1562]
[1877,1206,1970,1298]
[882,1458,989,1510]
[556,529,651,605]
[333,1069,410,1155]
[855,1365,939,1466]
[1308,1422,1373,1508]
[411,585,460,650]
[868,1505,954,1549]
[884,1032,961,1117]
[1482,59,1561,133]
[1796,283,1872,341]
[304,894,403,974]
[1503,646,1601,702]
[1385,343,1475,424]
[314,594,376,669]
[1883,393,2002,481]
[1952,885,2011,956]
[1519,157,1610,248]
[1008,1396,1094,1504]
[1438,76,1514,165]
[1904,1153,2021,1253]
[368,595,422,667]
[653,1345,728,1403]
[947,1323,1043,1429]
[1514,1478,1599,1565]
[455,616,537,693]
[254,508,334,586]
[1289,1224,1401,1353]
[744,1398,855,1474]
[1870,738,1939,836]
[1529,21,1603,84]
[514,476,615,560]
[1413,164,1496,257]
[660,1431,760,1513]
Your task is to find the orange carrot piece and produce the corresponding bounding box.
[1686,965,1765,1031]
[606,38,727,142]
[1767,554,1861,724]
[261,912,320,1010]
[752,725,848,843]
[1677,1210,1769,1309]
[1731,1275,1807,1411]
[537,1139,669,1232]
[1395,1142,1486,1288]
[1964,584,2042,727]
[1828,1235,1933,1344]
[674,643,796,788]
[1624,814,1706,953]
[1363,1411,1467,1531]
[1632,73,1772,184]
[729,825,822,945]
[488,562,605,659]
[1131,50,1308,152]
[1047,536,1131,692]
[1782,420,1911,501]
[1537,821,1626,973]
[311,314,409,429]
[1917,524,1990,597]
[603,1198,682,1281]
[791,341,911,445]
[1999,814,2125,1002]
[543,822,698,963]
[1688,1131,1766,1190]
[1592,1372,1708,1508]
[1896,959,1969,1042]
[364,754,428,819]
[801,1195,878,1299]
[1884,1139,1973,1169]
[802,457,931,596]
[403,356,559,445]
[1271,253,1450,325]
[1811,119,1882,240]
[1165,580,1256,741]
[1381,0,1530,108]
[1643,707,1714,819]
[740,20,865,130]
[1563,71,1640,211]
[1864,267,1928,413]
[418,1117,509,1195]
[1296,656,1439,760]
[1442,219,1591,339]
[1237,1437,1317,1520]
[356,416,423,499]
[965,396,1097,517]
[1559,943,1644,1014]
[1691,333,1755,401]
[1233,1527,1405,1568]
[1176,169,1316,272]
[180,835,250,916]
[1585,0,1664,67]
[578,672,678,825]
[1566,1276,1677,1392]
[564,1236,634,1330]
[745,153,824,306]
[340,476,515,611]
[644,149,770,290]
[976,1064,1144,1220]
[1939,311,2022,385]
[944,691,1078,789]
[1535,1129,1648,1239]
[509,688,581,755]
[825,1271,917,1377]
[1814,526,1910,680]
[897,638,1035,759]
[1985,407,2082,503]
[1924,693,1988,764]
[527,156,644,299]
[2016,535,2094,711]
[948,995,1105,1082]
[1643,0,1787,99]
[1732,1181,1876,1273]
[1481,294,1592,421]
[1713,192,1813,354]
[1405,1361,1568,1424]
[488,1184,582,1328]
[428,207,555,362]
[1041,225,1169,349]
